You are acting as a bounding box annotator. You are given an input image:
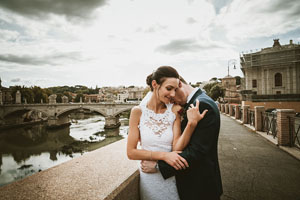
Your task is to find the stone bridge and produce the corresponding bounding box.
[0,102,139,128]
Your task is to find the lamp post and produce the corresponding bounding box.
[226,59,237,104]
[227,59,237,76]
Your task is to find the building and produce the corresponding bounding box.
[128,87,144,100]
[116,91,129,103]
[0,78,13,104]
[84,94,100,103]
[240,39,300,112]
[221,75,241,104]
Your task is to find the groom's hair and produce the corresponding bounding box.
[179,76,187,85]
[146,66,179,91]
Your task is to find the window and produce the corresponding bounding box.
[252,80,257,88]
[275,73,282,86]
[276,91,281,94]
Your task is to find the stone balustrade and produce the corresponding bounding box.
[218,103,297,147]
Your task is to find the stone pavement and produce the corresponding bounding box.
[219,114,300,200]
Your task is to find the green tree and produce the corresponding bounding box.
[32,86,48,103]
[56,93,63,103]
[210,84,225,101]
[235,76,241,85]
[74,93,85,102]
[203,82,225,101]
[10,86,35,103]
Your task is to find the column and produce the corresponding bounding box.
[104,115,121,129]
[221,104,225,113]
[277,109,295,146]
[229,104,233,116]
[242,105,250,124]
[15,90,21,104]
[254,106,265,131]
[235,105,240,119]
[225,104,229,114]
[49,94,57,104]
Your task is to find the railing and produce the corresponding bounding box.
[232,106,236,117]
[288,116,300,149]
[248,109,255,127]
[262,112,277,138]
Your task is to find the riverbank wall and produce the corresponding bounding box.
[0,139,140,200]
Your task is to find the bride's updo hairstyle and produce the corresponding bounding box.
[146,66,180,91]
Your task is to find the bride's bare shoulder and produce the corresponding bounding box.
[130,106,142,116]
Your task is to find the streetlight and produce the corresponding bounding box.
[227,59,237,76]
[226,59,237,104]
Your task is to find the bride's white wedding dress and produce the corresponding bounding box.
[138,103,180,200]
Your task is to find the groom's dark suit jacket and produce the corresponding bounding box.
[158,89,223,200]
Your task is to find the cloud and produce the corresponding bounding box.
[156,38,220,54]
[11,78,21,82]
[206,0,233,14]
[0,29,20,41]
[0,52,83,66]
[136,24,168,33]
[212,0,300,41]
[263,0,300,18]
[0,0,108,20]
[186,17,197,24]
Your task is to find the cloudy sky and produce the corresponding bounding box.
[0,0,300,88]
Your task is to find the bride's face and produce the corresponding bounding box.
[153,77,179,104]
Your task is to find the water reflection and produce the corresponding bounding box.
[0,114,129,186]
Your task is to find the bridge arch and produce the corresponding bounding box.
[113,107,134,117]
[4,108,49,119]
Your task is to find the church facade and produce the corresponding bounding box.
[240,39,300,112]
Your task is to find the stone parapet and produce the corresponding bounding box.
[242,105,250,124]
[221,104,225,113]
[0,139,140,200]
[235,105,241,119]
[277,109,295,146]
[225,104,229,114]
[229,105,233,116]
[254,106,265,131]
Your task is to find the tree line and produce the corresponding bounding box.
[9,85,100,103]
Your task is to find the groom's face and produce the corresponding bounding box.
[171,81,187,106]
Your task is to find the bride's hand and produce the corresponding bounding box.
[187,99,208,125]
[141,160,157,173]
[163,152,189,170]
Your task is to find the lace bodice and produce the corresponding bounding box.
[138,103,176,152]
[138,103,180,200]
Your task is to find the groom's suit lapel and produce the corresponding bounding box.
[185,88,202,111]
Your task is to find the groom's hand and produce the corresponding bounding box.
[141,160,158,173]
[163,151,189,170]
[187,99,208,125]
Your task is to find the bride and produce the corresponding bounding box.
[127,66,207,200]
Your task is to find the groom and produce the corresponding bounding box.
[142,78,223,200]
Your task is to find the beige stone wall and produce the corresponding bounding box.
[242,101,300,113]
[0,139,140,200]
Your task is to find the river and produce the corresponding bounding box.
[0,114,129,187]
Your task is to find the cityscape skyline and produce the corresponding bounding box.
[0,0,300,88]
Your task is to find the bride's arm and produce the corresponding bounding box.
[172,100,207,151]
[127,106,188,169]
